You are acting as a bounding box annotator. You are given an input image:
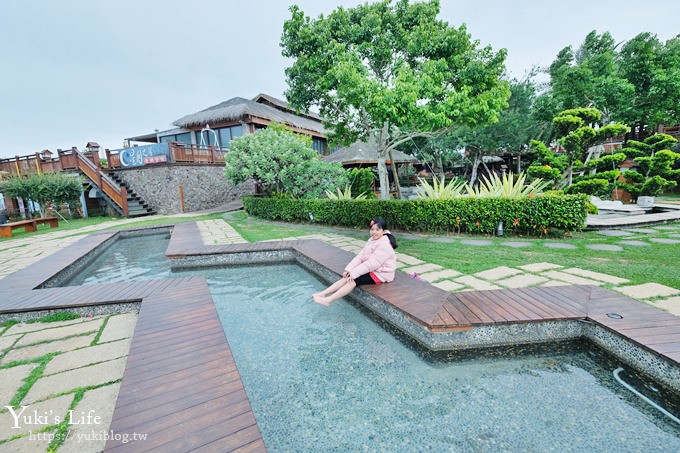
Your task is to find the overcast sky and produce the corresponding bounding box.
[0,0,677,158]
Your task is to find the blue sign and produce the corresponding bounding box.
[115,143,171,168]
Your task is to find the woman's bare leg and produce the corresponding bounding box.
[313,279,356,307]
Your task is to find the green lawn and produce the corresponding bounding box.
[226,211,680,290]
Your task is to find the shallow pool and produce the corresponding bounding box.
[62,232,171,286]
[183,264,680,451]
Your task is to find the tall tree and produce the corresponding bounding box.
[618,33,680,137]
[439,74,550,184]
[547,31,633,120]
[281,0,510,199]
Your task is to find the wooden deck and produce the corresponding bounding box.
[1,221,679,451]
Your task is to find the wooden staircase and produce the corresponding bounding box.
[73,149,154,217]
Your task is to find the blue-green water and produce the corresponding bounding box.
[63,233,171,286]
[182,264,680,452]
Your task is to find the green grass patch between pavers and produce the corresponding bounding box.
[0,319,19,335]
[91,315,111,346]
[225,210,327,242]
[7,353,55,408]
[46,380,122,452]
[26,312,81,324]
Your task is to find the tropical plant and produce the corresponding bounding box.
[325,185,367,200]
[224,126,347,199]
[466,172,550,198]
[281,0,510,199]
[415,176,466,199]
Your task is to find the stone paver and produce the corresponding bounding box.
[561,268,629,285]
[543,242,578,250]
[650,296,680,316]
[585,244,624,252]
[2,335,94,365]
[540,270,602,286]
[624,228,659,234]
[496,274,549,288]
[417,269,462,282]
[613,283,680,300]
[428,237,456,243]
[44,338,131,376]
[14,320,103,348]
[395,253,424,266]
[97,313,138,344]
[454,276,501,291]
[0,335,18,352]
[0,393,73,440]
[459,239,493,246]
[3,317,103,337]
[0,433,51,452]
[648,238,680,244]
[432,280,465,292]
[197,219,248,245]
[0,363,37,407]
[668,233,680,238]
[618,240,651,247]
[597,229,633,237]
[474,266,522,281]
[656,226,680,231]
[403,263,443,274]
[59,383,122,453]
[24,357,128,404]
[500,241,532,248]
[518,262,563,272]
[540,280,572,287]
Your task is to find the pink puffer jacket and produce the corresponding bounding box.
[344,235,396,282]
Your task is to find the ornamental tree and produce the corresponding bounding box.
[552,107,629,185]
[224,126,347,199]
[281,0,510,199]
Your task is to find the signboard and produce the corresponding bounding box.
[115,143,171,168]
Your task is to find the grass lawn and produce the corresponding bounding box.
[226,211,680,291]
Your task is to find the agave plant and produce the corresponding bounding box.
[466,172,549,198]
[415,176,467,199]
[324,185,368,200]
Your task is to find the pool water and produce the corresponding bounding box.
[182,264,680,452]
[63,232,171,286]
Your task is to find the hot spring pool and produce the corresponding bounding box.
[178,263,680,452]
[60,231,172,286]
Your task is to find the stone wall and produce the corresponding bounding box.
[111,164,254,214]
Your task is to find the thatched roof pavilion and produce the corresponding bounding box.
[322,140,418,167]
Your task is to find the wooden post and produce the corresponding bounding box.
[14,156,21,176]
[34,153,42,174]
[179,184,185,212]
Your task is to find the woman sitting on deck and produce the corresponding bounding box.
[312,217,398,307]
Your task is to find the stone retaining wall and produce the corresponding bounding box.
[111,164,254,214]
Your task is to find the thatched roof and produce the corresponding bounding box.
[172,95,326,135]
[322,140,418,166]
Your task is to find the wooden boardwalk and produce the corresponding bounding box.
[1,221,679,451]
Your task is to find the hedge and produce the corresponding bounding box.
[243,194,589,236]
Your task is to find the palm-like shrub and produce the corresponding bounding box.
[325,185,367,200]
[415,176,466,199]
[466,172,549,198]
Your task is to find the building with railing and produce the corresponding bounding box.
[126,93,330,155]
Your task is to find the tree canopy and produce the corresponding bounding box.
[540,30,680,136]
[281,0,510,198]
[224,125,347,199]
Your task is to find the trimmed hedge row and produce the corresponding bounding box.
[243,194,589,236]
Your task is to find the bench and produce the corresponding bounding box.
[0,217,59,238]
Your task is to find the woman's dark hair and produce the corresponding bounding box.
[370,217,398,249]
